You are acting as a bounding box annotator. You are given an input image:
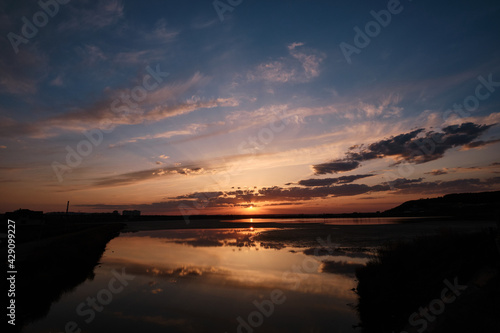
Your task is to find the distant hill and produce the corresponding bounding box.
[383,190,500,218]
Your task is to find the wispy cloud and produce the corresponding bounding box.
[109,122,224,147]
[91,165,209,188]
[247,42,325,83]
[0,44,46,95]
[288,42,324,79]
[425,163,500,176]
[58,0,124,32]
[425,169,450,176]
[0,71,237,138]
[149,18,179,43]
[49,75,64,87]
[75,44,107,66]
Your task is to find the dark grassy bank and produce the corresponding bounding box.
[13,223,118,244]
[355,228,500,333]
[11,223,123,331]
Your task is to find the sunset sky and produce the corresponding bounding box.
[1,0,499,215]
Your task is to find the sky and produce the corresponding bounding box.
[1,0,500,215]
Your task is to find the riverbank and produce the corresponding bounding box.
[13,223,124,331]
[355,228,500,332]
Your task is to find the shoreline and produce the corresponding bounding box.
[122,218,498,249]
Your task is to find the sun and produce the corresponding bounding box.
[243,204,256,214]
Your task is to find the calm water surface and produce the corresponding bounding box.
[22,228,365,333]
[223,217,423,225]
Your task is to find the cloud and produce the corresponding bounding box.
[75,44,107,65]
[297,174,374,186]
[184,183,381,205]
[80,183,383,211]
[91,165,209,187]
[349,95,403,119]
[425,169,449,176]
[288,42,304,50]
[288,42,325,79]
[247,42,325,83]
[50,75,64,87]
[173,191,224,200]
[58,0,124,32]
[425,163,500,176]
[195,177,499,203]
[389,177,500,195]
[0,38,47,95]
[113,50,152,64]
[78,176,500,213]
[248,61,297,83]
[464,138,500,149]
[170,104,294,145]
[109,123,218,147]
[0,71,237,139]
[150,18,179,43]
[312,161,361,174]
[312,122,497,174]
[191,18,218,30]
[262,202,305,207]
[143,97,237,123]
